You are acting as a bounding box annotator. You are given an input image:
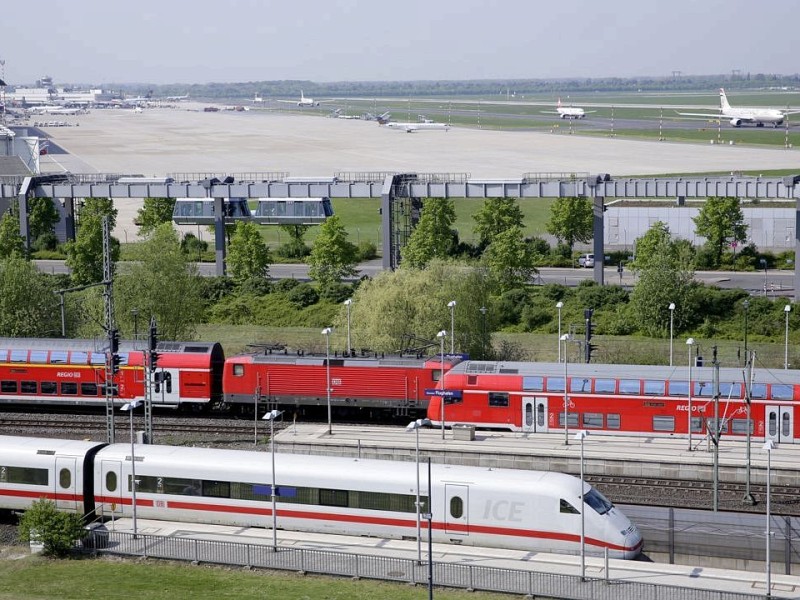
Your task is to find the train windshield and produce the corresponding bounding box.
[584,488,613,515]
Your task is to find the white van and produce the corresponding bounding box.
[578,254,595,268]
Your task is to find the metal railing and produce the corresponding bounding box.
[83,530,772,600]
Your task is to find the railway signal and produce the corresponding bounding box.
[584,309,596,363]
[109,329,121,374]
[148,317,159,372]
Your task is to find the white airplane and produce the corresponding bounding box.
[252,93,264,104]
[542,98,594,119]
[676,88,800,128]
[276,90,334,107]
[164,94,189,101]
[377,113,450,132]
[28,105,83,115]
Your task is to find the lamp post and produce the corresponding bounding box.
[763,439,775,599]
[556,301,564,362]
[686,337,695,451]
[120,399,143,537]
[743,299,750,361]
[561,334,570,446]
[479,306,488,360]
[668,303,675,366]
[574,430,589,580]
[406,418,431,564]
[344,299,352,355]
[447,300,456,354]
[437,330,447,440]
[321,327,333,435]
[262,409,283,550]
[784,304,792,370]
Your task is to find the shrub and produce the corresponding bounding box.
[318,281,353,303]
[180,233,208,257]
[274,240,310,260]
[238,276,272,296]
[17,498,85,558]
[356,240,378,261]
[198,276,236,303]
[274,278,301,293]
[286,283,319,308]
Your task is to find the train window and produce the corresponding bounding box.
[100,384,119,397]
[619,380,640,395]
[652,416,675,431]
[60,382,78,395]
[0,380,17,393]
[203,481,230,498]
[433,369,442,383]
[771,384,793,400]
[0,466,5,482]
[751,383,767,399]
[584,489,613,515]
[105,471,117,492]
[769,412,777,437]
[643,380,665,396]
[232,364,244,377]
[546,377,565,392]
[695,382,713,397]
[59,468,71,489]
[537,403,544,427]
[40,382,57,395]
[21,381,37,394]
[731,419,753,435]
[320,489,348,507]
[0,350,7,362]
[560,499,579,514]
[570,378,590,393]
[449,496,464,519]
[488,392,509,407]
[691,417,703,433]
[6,467,48,486]
[49,352,68,364]
[30,351,47,363]
[782,412,791,437]
[90,354,105,365]
[81,383,98,396]
[607,414,621,429]
[522,376,544,392]
[594,379,615,393]
[356,491,421,513]
[669,381,689,396]
[70,352,88,364]
[525,403,533,427]
[719,383,742,398]
[706,418,729,434]
[582,413,603,428]
[558,412,579,427]
[10,350,27,362]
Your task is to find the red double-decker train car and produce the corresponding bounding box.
[0,338,224,410]
[223,351,462,418]
[429,360,800,444]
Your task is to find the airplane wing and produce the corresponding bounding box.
[675,110,724,120]
[275,99,296,104]
[783,109,800,116]
[316,99,336,104]
[540,110,559,115]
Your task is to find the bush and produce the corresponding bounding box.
[238,276,272,296]
[17,498,85,557]
[318,281,353,303]
[356,240,378,261]
[180,233,208,257]
[286,283,319,308]
[274,278,301,293]
[274,240,310,260]
[198,276,236,303]
[33,232,59,252]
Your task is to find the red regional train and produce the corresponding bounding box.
[428,360,800,444]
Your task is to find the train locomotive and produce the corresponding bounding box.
[0,435,643,559]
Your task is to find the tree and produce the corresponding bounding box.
[65,197,119,285]
[632,221,673,270]
[692,196,747,267]
[277,224,311,258]
[227,221,272,283]
[134,197,176,237]
[115,223,203,340]
[0,256,61,336]
[0,206,26,259]
[472,197,525,251]
[308,215,358,287]
[545,196,593,253]
[401,198,456,268]
[482,226,538,291]
[17,498,85,558]
[28,197,61,242]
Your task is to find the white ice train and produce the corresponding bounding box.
[0,436,643,559]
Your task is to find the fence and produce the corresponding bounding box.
[85,530,773,600]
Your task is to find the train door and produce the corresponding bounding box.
[522,397,548,433]
[55,457,77,511]
[444,484,469,536]
[152,368,180,406]
[99,461,123,518]
[766,406,794,443]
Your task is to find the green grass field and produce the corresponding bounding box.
[0,554,513,600]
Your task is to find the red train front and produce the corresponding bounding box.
[223,351,462,419]
[430,360,800,444]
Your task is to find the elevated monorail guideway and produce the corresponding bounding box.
[4,172,800,297]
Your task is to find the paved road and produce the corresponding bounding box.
[35,259,792,295]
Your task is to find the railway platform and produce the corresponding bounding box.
[104,517,800,599]
[272,422,798,486]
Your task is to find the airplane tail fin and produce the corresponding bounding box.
[719,88,732,111]
[377,111,391,125]
[557,98,562,108]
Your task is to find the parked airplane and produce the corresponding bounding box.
[164,94,189,101]
[676,88,800,127]
[276,91,334,107]
[252,93,264,104]
[28,105,83,115]
[542,98,594,119]
[377,113,450,132]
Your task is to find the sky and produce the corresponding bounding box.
[2,0,797,86]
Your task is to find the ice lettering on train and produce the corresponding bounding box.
[483,500,524,522]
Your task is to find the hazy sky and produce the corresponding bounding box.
[3,0,796,86]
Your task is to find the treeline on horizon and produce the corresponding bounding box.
[104,73,800,101]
